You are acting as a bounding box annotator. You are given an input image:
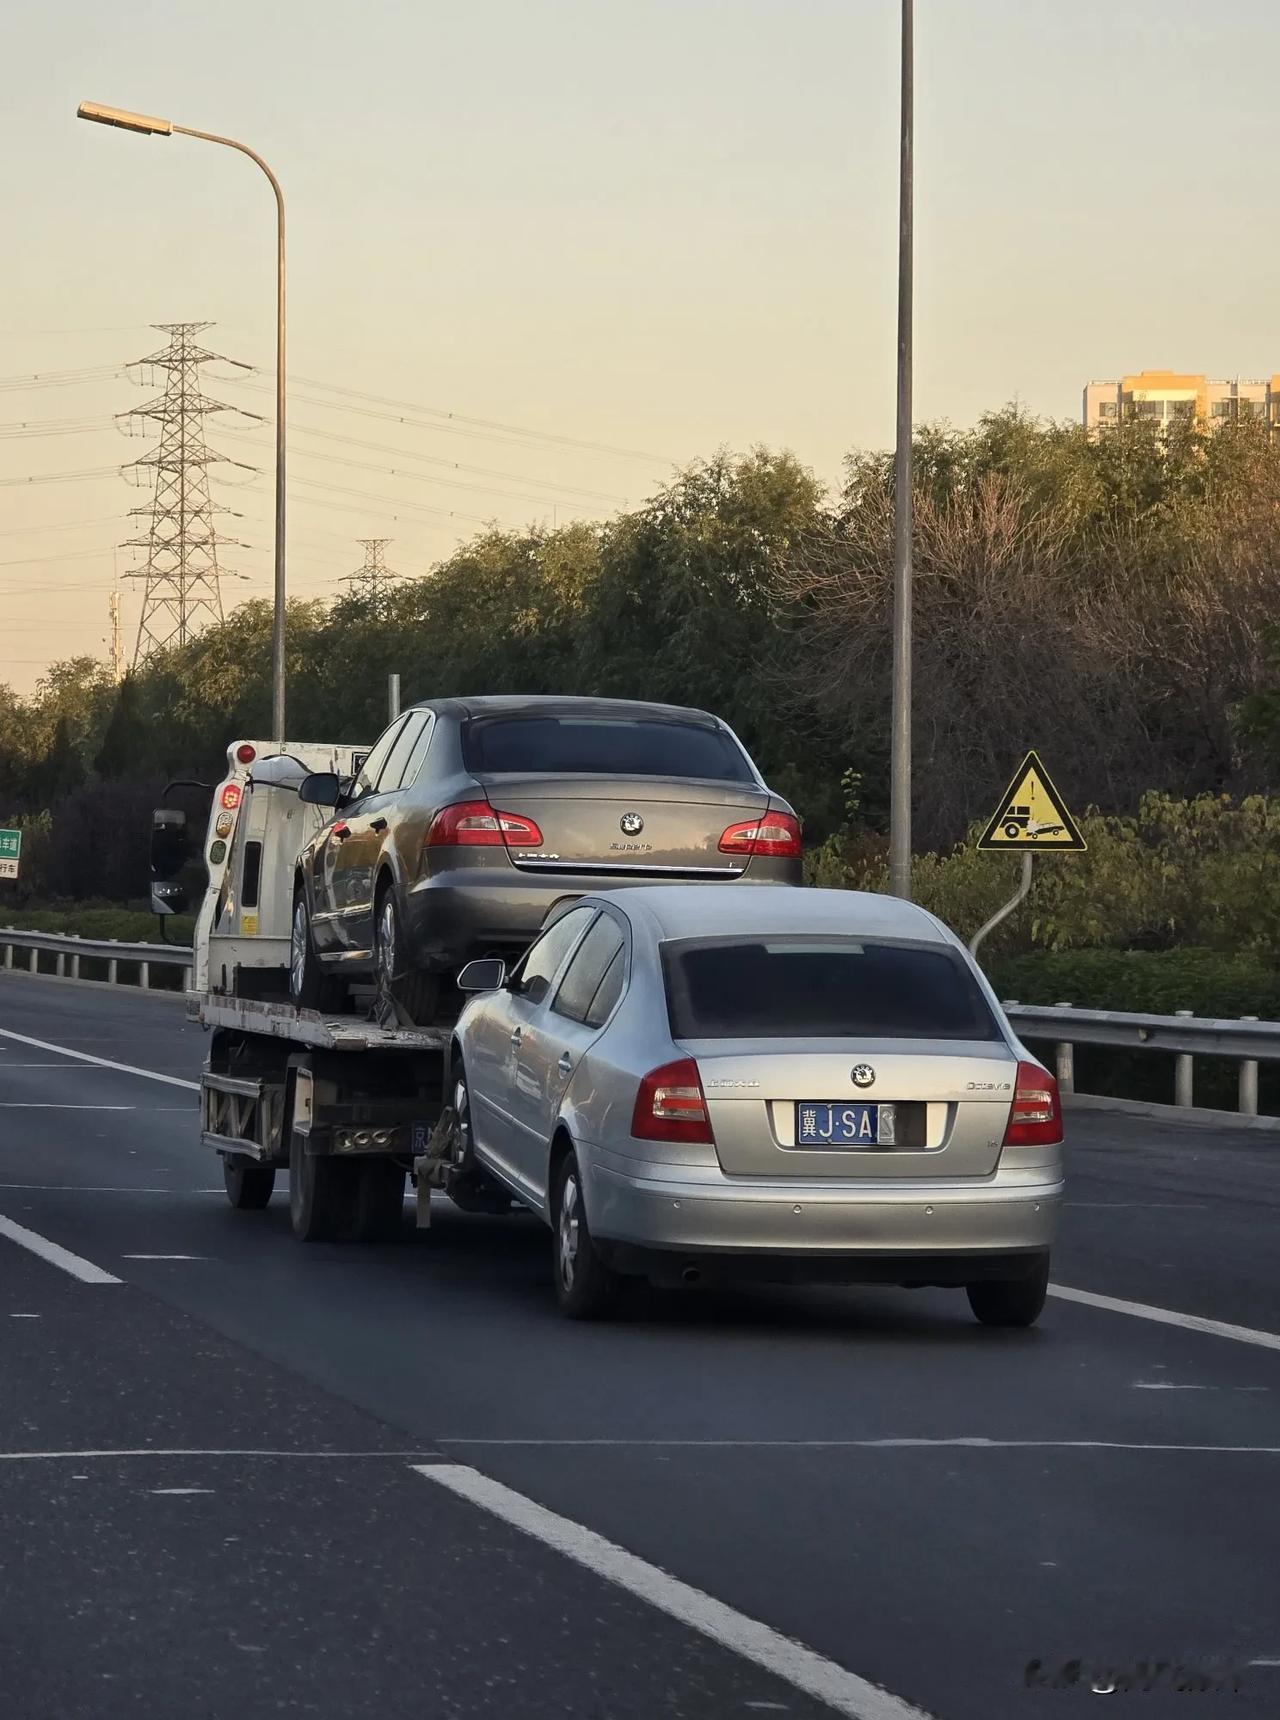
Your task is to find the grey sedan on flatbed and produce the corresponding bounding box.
[449,883,1065,1322]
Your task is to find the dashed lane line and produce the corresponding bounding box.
[1049,1283,1280,1355]
[0,1213,121,1285]
[415,1461,933,1720]
[0,1027,198,1091]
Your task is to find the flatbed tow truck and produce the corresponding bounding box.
[159,738,500,1243]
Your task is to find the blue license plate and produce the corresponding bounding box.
[796,1102,897,1148]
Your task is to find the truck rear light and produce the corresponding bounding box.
[235,743,257,764]
[424,799,544,849]
[631,1058,714,1144]
[718,810,802,858]
[1002,1061,1063,1147]
[220,783,242,811]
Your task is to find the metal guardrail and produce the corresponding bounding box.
[0,926,192,990]
[0,928,1276,1117]
[1004,1002,1278,1118]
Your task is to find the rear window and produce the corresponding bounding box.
[465,716,754,783]
[662,937,1000,1041]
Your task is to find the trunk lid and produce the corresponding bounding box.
[475,774,774,877]
[684,1041,1017,1179]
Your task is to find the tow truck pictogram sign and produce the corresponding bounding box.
[976,751,1085,852]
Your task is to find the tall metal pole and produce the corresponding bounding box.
[888,0,915,899]
[172,127,287,743]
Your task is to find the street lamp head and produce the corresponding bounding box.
[77,100,173,136]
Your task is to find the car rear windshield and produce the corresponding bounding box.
[662,937,1001,1041]
[465,716,755,783]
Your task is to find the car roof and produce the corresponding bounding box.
[407,694,726,727]
[593,884,951,945]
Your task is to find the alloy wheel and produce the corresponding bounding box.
[290,898,309,999]
[557,1170,581,1291]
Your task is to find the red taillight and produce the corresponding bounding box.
[718,810,802,859]
[630,1058,714,1144]
[220,783,242,811]
[1002,1061,1063,1147]
[424,799,544,849]
[235,743,257,765]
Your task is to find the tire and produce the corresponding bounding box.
[373,884,441,1025]
[451,1061,477,1173]
[290,890,342,1012]
[347,1159,406,1243]
[288,1127,351,1242]
[1003,821,1023,841]
[551,1148,621,1320]
[222,1155,276,1210]
[966,1252,1050,1328]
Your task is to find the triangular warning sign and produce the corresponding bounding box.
[976,750,1086,851]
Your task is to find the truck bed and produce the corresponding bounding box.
[192,992,453,1053]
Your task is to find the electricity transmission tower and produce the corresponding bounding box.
[119,322,252,665]
[343,538,399,614]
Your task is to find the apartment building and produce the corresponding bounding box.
[1083,372,1280,433]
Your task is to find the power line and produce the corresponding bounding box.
[0,514,121,539]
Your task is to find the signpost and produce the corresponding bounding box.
[0,828,21,882]
[969,753,1084,959]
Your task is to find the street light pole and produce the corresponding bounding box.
[888,1,914,899]
[77,101,288,744]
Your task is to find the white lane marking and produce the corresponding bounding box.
[0,1062,118,1067]
[0,1104,136,1110]
[123,1254,204,1261]
[432,1438,1280,1453]
[0,1213,120,1285]
[150,1487,213,1496]
[0,1448,433,1462]
[0,1027,198,1091]
[8,1312,41,1319]
[0,1184,196,1194]
[417,1460,932,1720]
[1049,1283,1280,1354]
[1132,1382,1210,1392]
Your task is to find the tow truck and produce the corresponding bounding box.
[155,738,498,1243]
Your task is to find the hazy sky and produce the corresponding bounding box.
[3,0,1279,692]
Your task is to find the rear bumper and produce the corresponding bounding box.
[403,862,797,969]
[581,1147,1062,1270]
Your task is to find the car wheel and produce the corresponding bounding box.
[1003,821,1022,841]
[551,1148,620,1320]
[222,1154,275,1210]
[346,1159,405,1243]
[288,1127,351,1242]
[374,885,441,1025]
[966,1252,1050,1328]
[290,890,341,1012]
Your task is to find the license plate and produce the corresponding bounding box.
[796,1101,896,1148]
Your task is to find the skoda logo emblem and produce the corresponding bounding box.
[851,1064,875,1089]
[620,812,645,836]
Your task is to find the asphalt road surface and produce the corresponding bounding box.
[1,971,1277,1719]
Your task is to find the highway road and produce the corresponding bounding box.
[1,970,1277,1718]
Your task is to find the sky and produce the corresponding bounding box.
[3,0,1280,693]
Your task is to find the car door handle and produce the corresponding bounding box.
[370,817,388,833]
[510,1027,523,1048]
[557,1053,573,1076]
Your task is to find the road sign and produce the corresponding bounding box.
[976,751,1085,852]
[0,828,20,881]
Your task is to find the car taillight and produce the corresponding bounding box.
[1002,1060,1063,1147]
[630,1058,714,1144]
[718,810,802,859]
[424,799,544,849]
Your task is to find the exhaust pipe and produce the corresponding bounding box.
[681,1265,702,1286]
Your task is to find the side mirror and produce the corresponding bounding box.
[298,771,343,807]
[151,880,189,917]
[457,957,508,993]
[150,808,190,879]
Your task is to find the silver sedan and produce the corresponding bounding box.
[451,884,1064,1323]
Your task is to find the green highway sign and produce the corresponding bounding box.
[0,827,21,880]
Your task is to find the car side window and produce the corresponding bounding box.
[584,947,625,1028]
[400,713,436,786]
[552,914,626,1025]
[511,906,596,1007]
[349,718,407,800]
[376,712,429,794]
